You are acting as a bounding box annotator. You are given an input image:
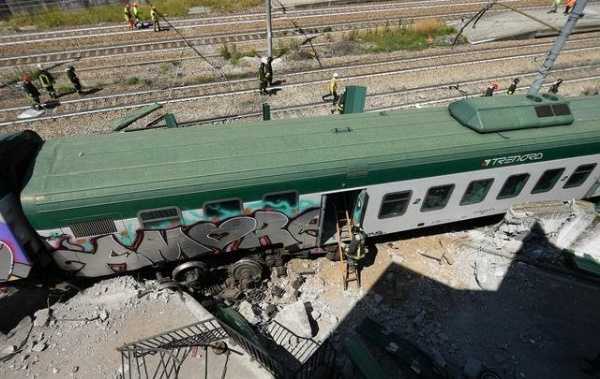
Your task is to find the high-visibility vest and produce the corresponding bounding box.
[38,72,53,87]
[329,78,337,93]
[151,9,158,21]
[124,7,131,17]
[133,6,139,17]
[566,0,576,7]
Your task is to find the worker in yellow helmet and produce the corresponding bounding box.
[322,72,340,110]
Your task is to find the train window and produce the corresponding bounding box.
[460,179,494,205]
[378,191,412,219]
[138,207,182,229]
[263,191,299,211]
[535,105,553,118]
[552,103,571,116]
[497,174,530,199]
[204,199,243,219]
[421,185,454,212]
[564,164,597,188]
[531,168,565,194]
[70,219,117,238]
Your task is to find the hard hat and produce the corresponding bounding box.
[333,72,339,78]
[65,65,74,71]
[37,64,43,69]
[261,57,268,64]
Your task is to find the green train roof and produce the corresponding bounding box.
[449,94,575,132]
[20,95,600,229]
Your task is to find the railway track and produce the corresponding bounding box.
[0,0,517,46]
[1,38,598,124]
[178,71,600,126]
[2,68,596,138]
[0,3,551,66]
[9,30,595,78]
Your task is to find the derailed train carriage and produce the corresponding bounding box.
[1,94,599,284]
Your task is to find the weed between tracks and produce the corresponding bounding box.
[6,0,262,30]
[345,19,456,52]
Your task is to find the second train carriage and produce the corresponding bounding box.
[1,94,600,282]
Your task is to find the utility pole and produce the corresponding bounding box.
[528,0,588,96]
[265,0,273,58]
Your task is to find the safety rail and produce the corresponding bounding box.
[117,318,227,379]
[117,315,337,379]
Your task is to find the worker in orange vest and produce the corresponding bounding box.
[483,81,499,97]
[564,0,576,14]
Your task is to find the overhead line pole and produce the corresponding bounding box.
[527,0,588,96]
[266,0,273,58]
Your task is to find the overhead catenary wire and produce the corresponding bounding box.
[272,0,323,67]
[145,0,228,82]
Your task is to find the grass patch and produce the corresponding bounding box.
[57,84,73,93]
[349,19,456,52]
[219,43,256,65]
[126,76,141,85]
[7,0,261,30]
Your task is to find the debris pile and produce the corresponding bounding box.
[0,276,197,379]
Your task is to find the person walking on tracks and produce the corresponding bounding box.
[564,0,576,14]
[549,78,563,94]
[151,5,161,32]
[548,0,562,13]
[483,81,499,97]
[65,66,82,94]
[132,2,141,23]
[506,78,519,95]
[322,72,340,104]
[124,4,134,30]
[37,64,57,99]
[21,74,41,109]
[258,58,269,95]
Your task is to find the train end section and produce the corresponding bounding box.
[0,131,46,283]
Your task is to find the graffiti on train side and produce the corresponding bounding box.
[50,209,321,277]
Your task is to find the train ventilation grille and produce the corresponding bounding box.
[70,219,117,238]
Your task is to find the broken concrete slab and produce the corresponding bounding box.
[274,301,314,339]
[238,300,260,325]
[32,308,51,328]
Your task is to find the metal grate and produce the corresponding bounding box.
[535,105,553,118]
[552,103,571,116]
[69,219,116,238]
[139,207,179,222]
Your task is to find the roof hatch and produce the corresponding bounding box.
[448,94,574,133]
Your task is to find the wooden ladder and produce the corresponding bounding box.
[334,209,360,290]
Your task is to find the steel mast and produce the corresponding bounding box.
[266,0,273,58]
[528,0,588,95]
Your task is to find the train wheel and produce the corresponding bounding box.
[172,261,208,286]
[229,258,264,289]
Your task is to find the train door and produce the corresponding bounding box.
[317,189,368,246]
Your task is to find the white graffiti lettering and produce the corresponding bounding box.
[482,152,544,167]
[51,208,320,277]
